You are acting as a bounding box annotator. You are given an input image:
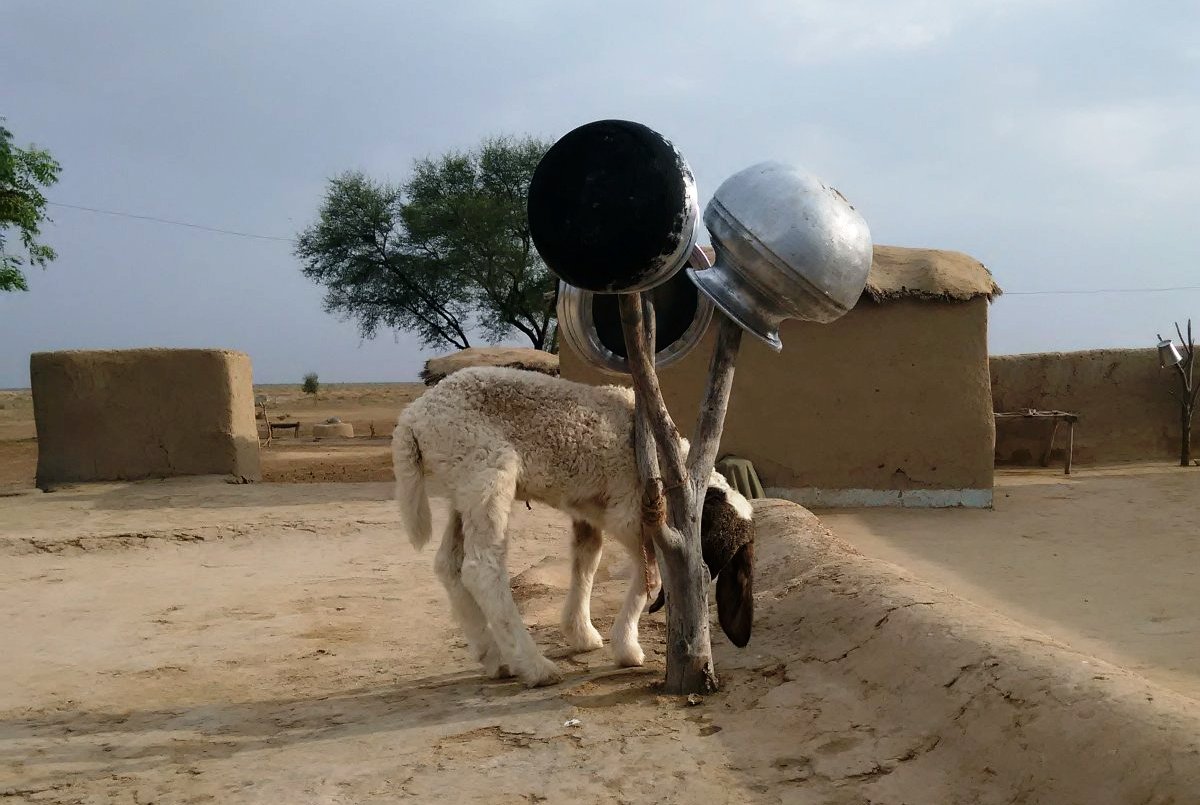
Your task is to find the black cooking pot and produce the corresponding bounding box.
[528,119,699,293]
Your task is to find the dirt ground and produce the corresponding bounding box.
[821,464,1200,701]
[252,382,427,442]
[0,482,944,804]
[251,383,423,484]
[6,479,1200,803]
[0,389,38,487]
[5,382,1200,698]
[5,383,1200,801]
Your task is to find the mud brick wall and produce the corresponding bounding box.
[31,348,260,486]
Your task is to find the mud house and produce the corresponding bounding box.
[560,245,1002,507]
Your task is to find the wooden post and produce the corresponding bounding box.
[1181,401,1192,467]
[618,292,743,695]
[1172,320,1196,467]
[1065,419,1074,475]
[258,398,273,448]
[1041,419,1061,468]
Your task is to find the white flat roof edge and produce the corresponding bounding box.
[765,487,994,509]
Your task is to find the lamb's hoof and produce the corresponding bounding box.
[613,642,645,668]
[563,623,604,652]
[485,662,514,680]
[520,656,563,688]
[479,646,513,679]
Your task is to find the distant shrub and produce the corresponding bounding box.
[302,372,320,395]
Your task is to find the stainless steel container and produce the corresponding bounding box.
[528,119,699,293]
[557,245,714,375]
[688,161,873,351]
[1158,338,1185,368]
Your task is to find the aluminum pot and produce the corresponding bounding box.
[687,161,873,351]
[557,245,714,375]
[528,119,699,294]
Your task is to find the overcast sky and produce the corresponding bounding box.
[2,1,1198,388]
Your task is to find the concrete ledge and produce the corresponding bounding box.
[752,498,1200,800]
[766,486,993,508]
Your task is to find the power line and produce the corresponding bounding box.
[48,201,294,243]
[41,200,1200,297]
[1004,285,1200,296]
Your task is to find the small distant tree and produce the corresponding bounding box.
[1159,320,1197,466]
[302,372,320,396]
[1,119,62,292]
[296,135,558,352]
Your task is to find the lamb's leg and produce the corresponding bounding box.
[458,467,562,688]
[434,511,510,679]
[561,520,604,651]
[611,542,649,667]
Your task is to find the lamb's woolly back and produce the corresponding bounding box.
[408,365,635,429]
[397,367,652,520]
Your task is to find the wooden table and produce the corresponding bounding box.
[995,409,1079,474]
[260,421,301,447]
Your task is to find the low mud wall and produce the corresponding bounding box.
[753,498,1200,801]
[991,348,1190,465]
[31,349,260,486]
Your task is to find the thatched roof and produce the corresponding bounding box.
[420,347,559,386]
[866,246,1001,303]
[697,244,1000,304]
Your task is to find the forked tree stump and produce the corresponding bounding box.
[618,292,743,695]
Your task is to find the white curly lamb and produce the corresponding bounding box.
[393,366,754,688]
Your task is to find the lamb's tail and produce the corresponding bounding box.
[392,420,432,550]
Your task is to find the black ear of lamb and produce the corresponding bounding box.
[716,541,754,647]
[701,485,754,578]
[648,585,666,613]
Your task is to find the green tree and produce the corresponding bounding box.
[0,119,62,292]
[302,372,320,395]
[296,136,558,352]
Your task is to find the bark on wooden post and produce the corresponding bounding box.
[1179,320,1196,467]
[1165,320,1197,467]
[618,292,743,695]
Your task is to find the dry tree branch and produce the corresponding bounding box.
[618,294,686,491]
[686,315,744,502]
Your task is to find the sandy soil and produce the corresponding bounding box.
[5,383,1200,700]
[6,383,1200,800]
[0,482,920,804]
[5,481,1200,803]
[253,383,426,441]
[0,390,37,487]
[821,465,1200,700]
[259,440,395,484]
